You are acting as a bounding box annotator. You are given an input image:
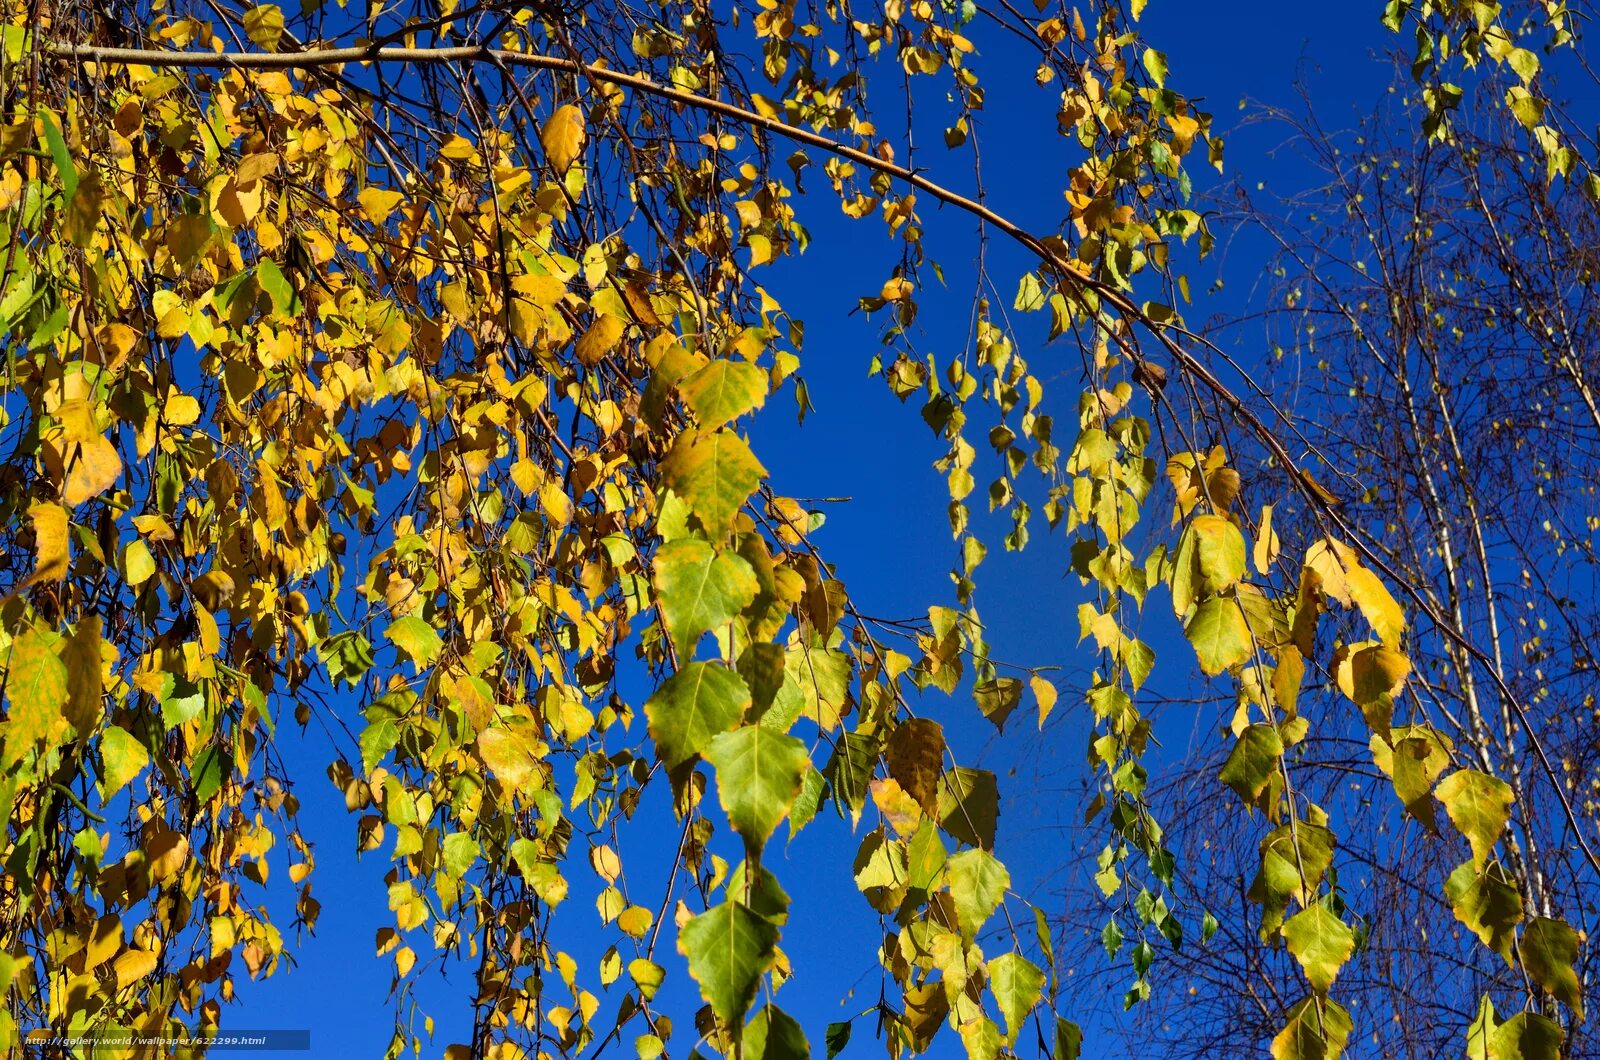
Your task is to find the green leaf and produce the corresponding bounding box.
[1218,724,1283,805]
[1435,768,1512,870]
[191,742,225,806]
[1282,901,1355,993]
[680,359,768,429]
[98,725,149,800]
[387,616,443,670]
[788,766,824,840]
[1054,1017,1083,1060]
[677,899,779,1026]
[744,1003,809,1060]
[39,108,78,198]
[704,724,810,850]
[1444,859,1522,964]
[1271,996,1353,1060]
[360,717,401,773]
[946,848,1009,938]
[161,675,207,729]
[1184,596,1252,675]
[256,258,295,314]
[1518,916,1584,1019]
[937,766,999,850]
[320,630,375,688]
[824,1022,851,1059]
[985,952,1044,1046]
[654,539,758,660]
[660,429,766,535]
[644,661,751,769]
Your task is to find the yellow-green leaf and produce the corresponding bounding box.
[1282,901,1355,993]
[1436,769,1513,870]
[704,724,809,850]
[644,661,750,769]
[98,724,149,801]
[660,430,767,536]
[4,629,68,760]
[1184,596,1252,675]
[677,899,778,1025]
[653,539,758,660]
[680,359,768,430]
[1518,916,1584,1019]
[1271,996,1352,1060]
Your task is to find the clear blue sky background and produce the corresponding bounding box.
[233,5,1403,1056]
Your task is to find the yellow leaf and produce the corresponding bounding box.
[359,187,405,225]
[575,313,626,366]
[62,617,103,738]
[164,392,201,427]
[1253,504,1279,575]
[28,502,70,583]
[589,844,622,883]
[541,104,587,172]
[83,914,123,972]
[3,629,69,760]
[112,948,159,988]
[617,905,653,939]
[53,399,122,505]
[881,277,914,302]
[147,831,190,885]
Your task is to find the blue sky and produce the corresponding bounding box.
[232,5,1406,1057]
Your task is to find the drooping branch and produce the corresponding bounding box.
[39,37,1600,882]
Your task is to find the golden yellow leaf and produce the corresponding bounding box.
[575,313,626,366]
[112,949,159,988]
[82,914,123,973]
[28,502,70,583]
[541,104,587,171]
[147,831,190,885]
[52,399,122,506]
[359,187,405,224]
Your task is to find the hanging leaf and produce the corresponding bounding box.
[1444,859,1523,965]
[541,104,588,171]
[1218,724,1283,806]
[704,724,810,850]
[681,359,768,429]
[744,1004,809,1060]
[986,952,1044,1046]
[1518,916,1584,1019]
[653,539,758,660]
[677,900,779,1026]
[1435,769,1513,870]
[946,848,1009,938]
[660,430,767,536]
[1184,596,1253,676]
[644,661,751,768]
[1282,901,1355,993]
[1271,996,1353,1060]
